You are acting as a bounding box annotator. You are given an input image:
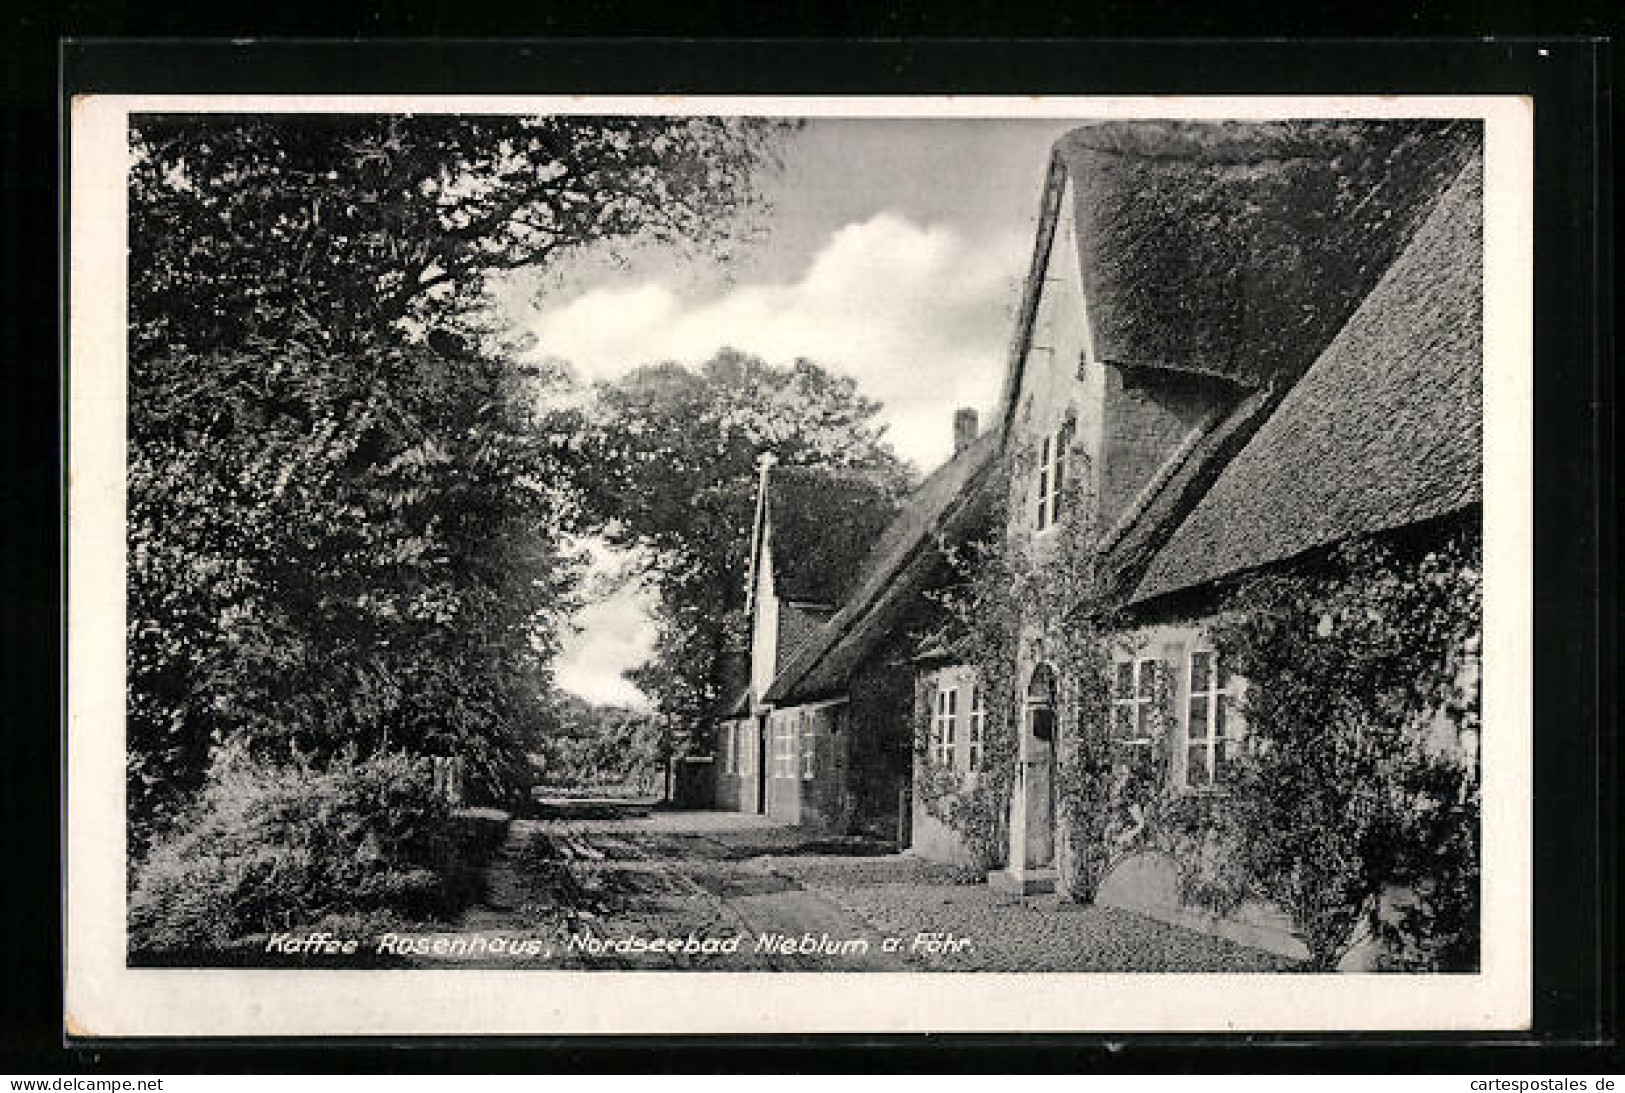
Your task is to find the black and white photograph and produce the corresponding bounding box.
[65,94,1534,1035]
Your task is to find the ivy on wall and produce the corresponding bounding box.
[921,423,1482,971]
[1211,528,1482,971]
[916,463,1021,872]
[924,431,1146,898]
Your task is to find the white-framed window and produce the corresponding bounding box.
[1034,423,1074,532]
[773,715,797,779]
[967,684,987,772]
[800,710,816,780]
[1185,649,1241,788]
[737,721,754,777]
[933,686,958,767]
[1110,657,1160,768]
[721,721,736,775]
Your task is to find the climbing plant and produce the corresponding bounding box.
[1210,527,1483,971]
[918,462,1021,872]
[927,420,1481,971]
[926,430,1143,899]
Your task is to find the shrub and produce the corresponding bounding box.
[1211,531,1482,970]
[916,764,1009,872]
[129,748,485,954]
[1153,793,1256,918]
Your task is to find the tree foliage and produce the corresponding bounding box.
[126,114,788,855]
[1211,530,1482,971]
[528,691,664,794]
[585,349,914,741]
[127,334,577,839]
[130,113,790,355]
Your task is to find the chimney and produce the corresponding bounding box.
[953,407,979,453]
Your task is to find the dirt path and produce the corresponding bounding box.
[405,799,911,970]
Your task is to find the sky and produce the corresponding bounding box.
[522,117,1091,707]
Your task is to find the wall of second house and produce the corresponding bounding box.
[841,630,919,844]
[909,663,985,868]
[761,701,853,831]
[1093,611,1476,970]
[714,715,765,814]
[764,707,803,823]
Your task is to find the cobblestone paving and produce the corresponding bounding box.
[412,800,1296,973]
[801,873,1299,972]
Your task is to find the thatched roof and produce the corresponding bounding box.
[763,430,1000,704]
[1060,119,1479,383]
[762,464,900,607]
[997,119,1481,435]
[719,462,903,720]
[1130,151,1483,604]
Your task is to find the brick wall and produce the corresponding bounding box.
[713,716,763,814]
[843,630,918,844]
[1099,367,1226,532]
[798,704,855,833]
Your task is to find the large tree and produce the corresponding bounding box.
[586,350,915,746]
[127,114,789,846]
[130,113,788,355]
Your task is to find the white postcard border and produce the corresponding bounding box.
[66,93,1533,1037]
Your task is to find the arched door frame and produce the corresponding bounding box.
[1023,662,1060,869]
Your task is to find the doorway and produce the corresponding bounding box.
[1024,663,1059,869]
[755,713,769,814]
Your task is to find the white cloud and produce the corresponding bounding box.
[522,213,1027,471]
[552,537,658,709]
[531,214,1033,707]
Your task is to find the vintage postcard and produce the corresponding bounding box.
[66,94,1533,1036]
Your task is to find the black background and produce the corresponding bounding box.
[4,26,1615,1074]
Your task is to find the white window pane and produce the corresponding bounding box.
[1187,742,1209,785]
[1191,650,1212,692]
[1114,662,1134,699]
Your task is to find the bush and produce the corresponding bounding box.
[129,748,485,954]
[1211,531,1481,970]
[919,768,1009,873]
